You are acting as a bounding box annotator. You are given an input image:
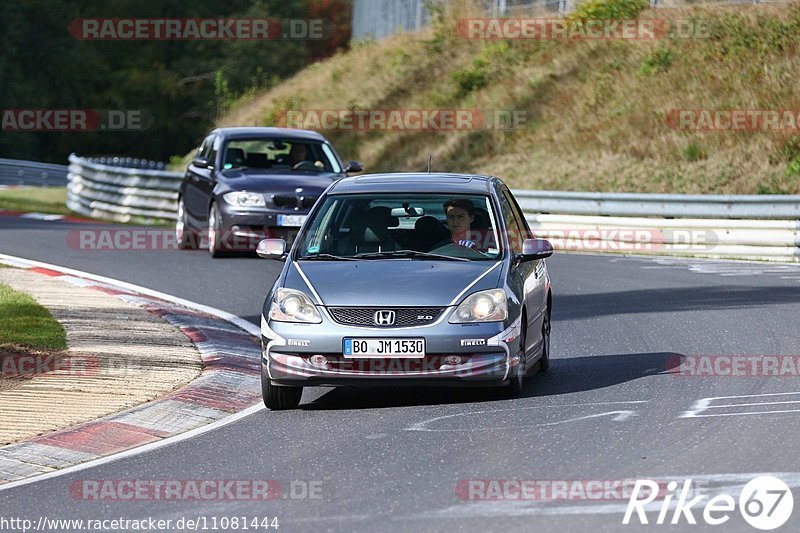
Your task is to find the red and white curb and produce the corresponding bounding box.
[0,254,264,488]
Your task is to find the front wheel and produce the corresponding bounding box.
[176,197,198,250]
[505,316,526,397]
[261,366,302,410]
[207,203,228,258]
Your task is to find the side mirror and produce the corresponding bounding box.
[192,157,210,169]
[257,238,287,260]
[345,161,364,173]
[519,238,554,261]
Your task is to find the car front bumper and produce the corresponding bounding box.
[217,202,308,245]
[261,312,522,387]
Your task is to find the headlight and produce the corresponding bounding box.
[450,289,507,323]
[269,288,321,323]
[223,191,266,207]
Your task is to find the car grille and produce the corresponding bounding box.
[271,195,298,208]
[328,307,445,327]
[300,196,318,208]
[270,195,318,209]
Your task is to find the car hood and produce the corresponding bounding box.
[285,260,503,307]
[219,170,339,193]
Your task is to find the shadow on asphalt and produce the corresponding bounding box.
[553,286,800,321]
[300,352,680,411]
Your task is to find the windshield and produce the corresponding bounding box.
[295,194,502,261]
[221,138,341,173]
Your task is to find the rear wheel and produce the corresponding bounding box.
[176,197,197,250]
[261,366,303,410]
[538,304,551,373]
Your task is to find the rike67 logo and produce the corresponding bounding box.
[624,476,793,530]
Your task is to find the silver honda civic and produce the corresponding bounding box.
[257,172,553,409]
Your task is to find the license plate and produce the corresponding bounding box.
[343,338,425,358]
[277,214,307,227]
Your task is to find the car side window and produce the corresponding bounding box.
[497,190,524,254]
[197,135,214,160]
[207,135,220,168]
[502,189,531,241]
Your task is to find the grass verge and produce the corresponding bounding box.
[0,187,70,216]
[0,187,172,226]
[0,283,66,350]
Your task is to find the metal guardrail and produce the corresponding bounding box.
[514,190,800,262]
[67,154,182,224]
[526,213,800,262]
[512,189,800,219]
[0,158,69,187]
[64,154,800,261]
[513,190,800,262]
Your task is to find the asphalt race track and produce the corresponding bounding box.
[3,213,800,532]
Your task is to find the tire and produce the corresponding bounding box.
[538,303,551,373]
[207,202,228,258]
[176,197,198,250]
[261,366,302,410]
[506,314,526,397]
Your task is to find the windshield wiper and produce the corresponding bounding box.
[354,250,470,262]
[298,253,358,261]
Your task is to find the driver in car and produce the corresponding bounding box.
[443,199,477,249]
[290,143,309,165]
[289,143,323,170]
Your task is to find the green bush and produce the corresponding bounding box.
[451,42,516,99]
[639,47,674,75]
[567,0,650,23]
[682,141,707,162]
[452,57,489,98]
[757,174,793,195]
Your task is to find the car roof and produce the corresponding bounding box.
[209,127,329,141]
[329,173,496,195]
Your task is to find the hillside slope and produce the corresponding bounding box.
[216,1,800,194]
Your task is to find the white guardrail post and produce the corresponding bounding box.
[67,154,183,224]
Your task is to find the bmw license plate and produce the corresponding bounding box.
[343,338,425,358]
[277,214,307,227]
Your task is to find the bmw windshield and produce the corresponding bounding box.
[295,194,503,261]
[221,138,342,173]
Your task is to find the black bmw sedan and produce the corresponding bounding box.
[176,127,362,257]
